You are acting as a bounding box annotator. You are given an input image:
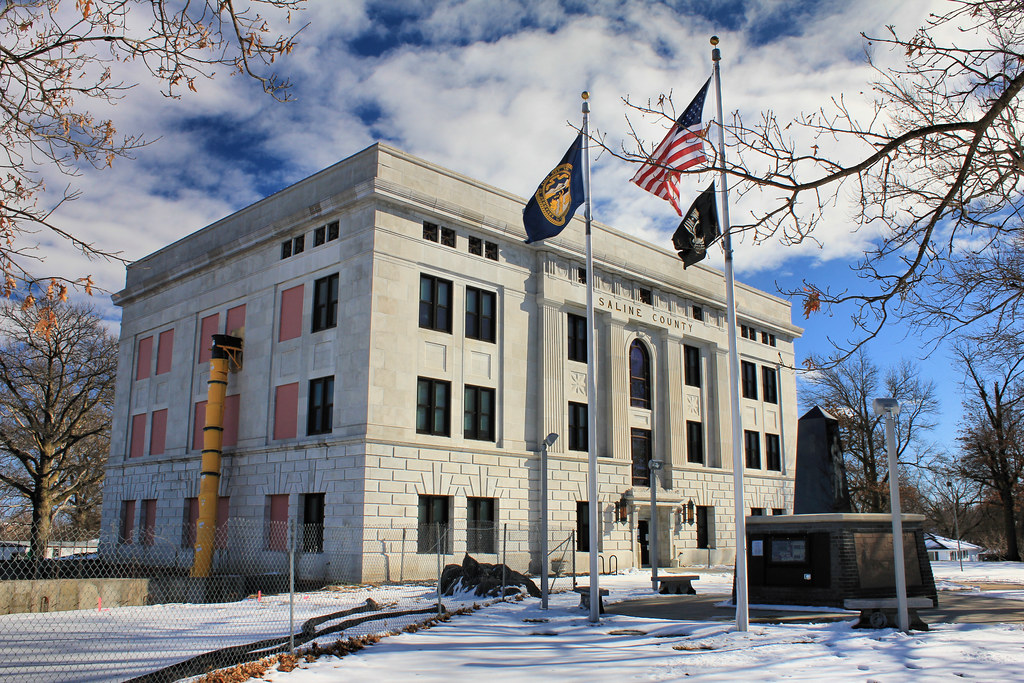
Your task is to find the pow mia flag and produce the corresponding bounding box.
[672,182,720,268]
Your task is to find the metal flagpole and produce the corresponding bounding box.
[582,90,601,624]
[711,35,748,632]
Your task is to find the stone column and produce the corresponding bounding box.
[540,303,565,455]
[606,319,629,462]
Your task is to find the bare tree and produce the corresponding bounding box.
[612,1,1024,356]
[954,342,1024,560]
[801,350,940,512]
[0,298,116,555]
[1,0,304,292]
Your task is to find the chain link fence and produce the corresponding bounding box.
[0,520,577,682]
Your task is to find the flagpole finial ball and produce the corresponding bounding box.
[710,36,719,46]
[581,91,590,101]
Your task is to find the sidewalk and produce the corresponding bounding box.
[606,590,1024,625]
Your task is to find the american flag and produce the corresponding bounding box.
[631,78,711,215]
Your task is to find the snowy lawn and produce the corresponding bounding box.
[2,563,1022,681]
[266,563,1024,683]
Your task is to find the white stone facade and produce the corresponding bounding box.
[100,143,802,580]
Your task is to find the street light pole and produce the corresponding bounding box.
[649,459,664,592]
[541,433,558,609]
[874,397,908,633]
[946,480,963,572]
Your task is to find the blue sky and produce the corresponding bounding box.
[41,0,963,448]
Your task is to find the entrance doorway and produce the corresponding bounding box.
[638,519,650,567]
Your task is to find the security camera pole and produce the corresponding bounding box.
[541,432,558,609]
[873,397,909,632]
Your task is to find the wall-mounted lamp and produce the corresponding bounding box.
[615,495,630,524]
[686,499,696,525]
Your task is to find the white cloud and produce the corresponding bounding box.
[22,0,952,319]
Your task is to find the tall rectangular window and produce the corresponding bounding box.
[279,284,304,342]
[156,329,174,375]
[140,499,157,546]
[419,274,453,333]
[182,497,199,548]
[193,397,238,450]
[313,225,326,246]
[311,274,339,332]
[274,383,299,440]
[222,394,240,448]
[684,345,701,388]
[417,495,451,553]
[302,493,325,553]
[692,305,703,321]
[417,378,451,436]
[423,221,439,242]
[266,494,289,551]
[215,496,230,550]
[631,428,651,487]
[467,497,496,554]
[465,287,496,342]
[198,314,219,364]
[567,313,587,363]
[468,235,482,255]
[576,501,590,552]
[463,385,495,441]
[765,433,782,471]
[307,376,335,435]
[136,336,153,380]
[686,420,704,464]
[762,366,778,404]
[149,409,168,456]
[192,401,207,451]
[226,304,246,336]
[327,221,339,241]
[568,402,588,452]
[130,413,146,459]
[745,430,761,469]
[696,506,712,549]
[119,500,136,544]
[741,360,758,399]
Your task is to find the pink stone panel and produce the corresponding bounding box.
[274,383,299,440]
[279,285,304,342]
[156,329,174,375]
[136,337,153,381]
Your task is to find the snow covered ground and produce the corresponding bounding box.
[1,562,1022,681]
[270,562,1024,683]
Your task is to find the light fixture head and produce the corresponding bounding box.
[872,397,901,416]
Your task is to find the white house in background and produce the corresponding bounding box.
[100,143,802,581]
[925,533,984,562]
[0,540,98,560]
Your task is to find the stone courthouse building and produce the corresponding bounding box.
[100,143,801,580]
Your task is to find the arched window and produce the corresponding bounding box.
[629,340,651,409]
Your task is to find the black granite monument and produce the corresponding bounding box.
[743,406,938,628]
[794,406,852,514]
